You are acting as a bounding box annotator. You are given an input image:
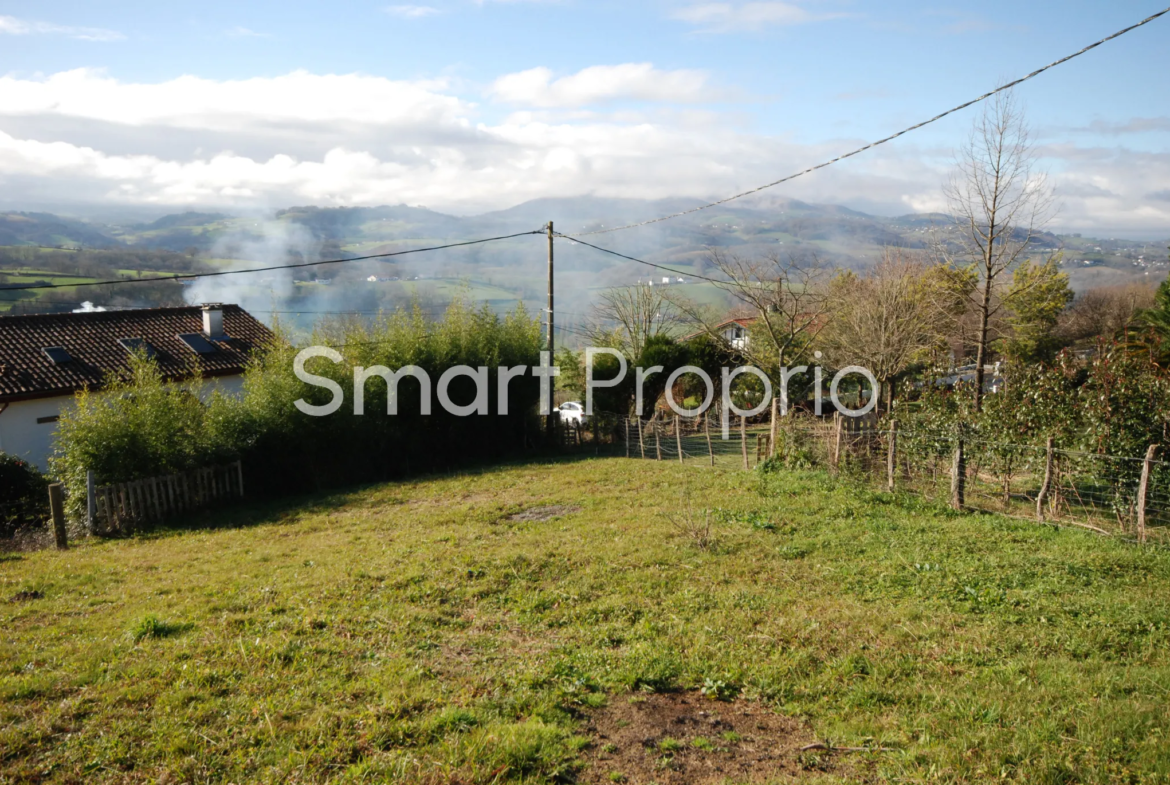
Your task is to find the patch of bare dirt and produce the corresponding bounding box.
[507,504,581,522]
[8,590,43,602]
[578,692,862,784]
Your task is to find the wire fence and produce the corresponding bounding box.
[596,413,1170,546]
[7,414,1166,549]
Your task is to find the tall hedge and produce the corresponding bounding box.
[51,302,544,518]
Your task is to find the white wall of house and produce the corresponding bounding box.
[722,325,749,351]
[0,396,68,470]
[0,373,246,471]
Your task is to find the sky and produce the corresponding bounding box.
[0,0,1168,237]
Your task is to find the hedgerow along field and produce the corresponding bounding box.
[2,457,1170,783]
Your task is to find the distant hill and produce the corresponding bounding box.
[0,212,123,249]
[1,200,1164,295]
[139,212,229,231]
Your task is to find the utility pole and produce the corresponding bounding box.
[546,221,555,434]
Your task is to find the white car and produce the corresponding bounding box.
[557,401,587,425]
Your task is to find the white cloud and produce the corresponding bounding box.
[385,5,442,18]
[671,2,845,32]
[0,69,464,129]
[491,63,719,107]
[0,69,1165,236]
[0,14,124,42]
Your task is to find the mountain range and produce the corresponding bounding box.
[1,198,1166,296]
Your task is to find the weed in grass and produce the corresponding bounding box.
[660,491,715,549]
[797,750,830,771]
[691,736,715,751]
[713,507,780,531]
[700,677,739,701]
[130,615,189,641]
[657,737,682,753]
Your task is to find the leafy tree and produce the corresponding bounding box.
[555,348,586,400]
[976,355,1081,504]
[1079,344,1170,466]
[1001,257,1074,363]
[1140,257,1170,347]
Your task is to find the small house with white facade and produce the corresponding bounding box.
[684,317,756,351]
[0,304,273,469]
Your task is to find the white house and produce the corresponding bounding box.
[684,317,755,351]
[0,303,273,470]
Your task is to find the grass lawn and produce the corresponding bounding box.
[2,458,1169,783]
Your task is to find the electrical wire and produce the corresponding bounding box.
[567,5,1170,238]
[0,229,545,292]
[556,233,724,284]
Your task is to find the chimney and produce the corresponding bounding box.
[201,303,224,340]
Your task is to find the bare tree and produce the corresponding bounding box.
[666,248,830,450]
[669,248,830,370]
[820,250,974,413]
[592,284,682,358]
[942,90,1055,410]
[1057,283,1157,345]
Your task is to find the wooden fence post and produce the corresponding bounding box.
[704,415,714,467]
[654,419,662,461]
[832,412,843,473]
[48,483,68,550]
[887,421,897,493]
[741,416,749,471]
[951,427,966,511]
[1036,436,1055,523]
[638,419,646,459]
[769,397,779,458]
[625,419,631,458]
[675,415,684,464]
[756,433,762,464]
[1137,444,1158,544]
[85,470,97,534]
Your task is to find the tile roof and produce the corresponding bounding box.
[682,316,758,342]
[0,305,275,402]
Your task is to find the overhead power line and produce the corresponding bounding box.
[568,5,1170,238]
[0,230,545,293]
[557,233,725,284]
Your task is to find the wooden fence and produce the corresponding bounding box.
[91,461,244,534]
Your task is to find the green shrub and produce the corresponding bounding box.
[0,453,50,537]
[51,351,234,521]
